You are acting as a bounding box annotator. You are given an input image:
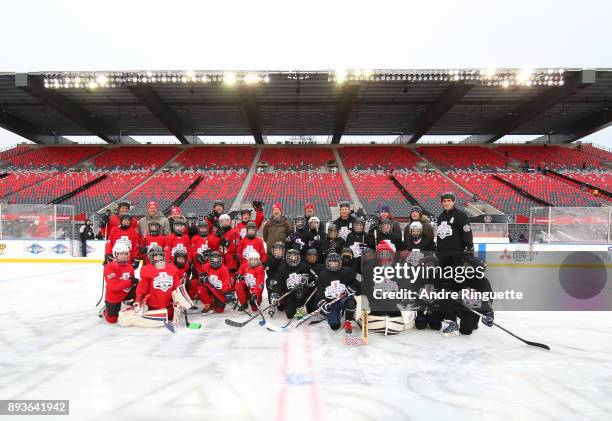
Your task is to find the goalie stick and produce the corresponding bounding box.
[266,293,346,332]
[224,289,295,328]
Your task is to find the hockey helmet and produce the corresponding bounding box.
[325,252,342,272]
[286,249,301,267]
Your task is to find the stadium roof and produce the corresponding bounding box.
[0,68,611,145]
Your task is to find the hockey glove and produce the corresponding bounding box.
[196,253,206,264]
[252,200,263,211]
[481,310,494,327]
[131,260,140,270]
[103,254,113,265]
[198,273,209,285]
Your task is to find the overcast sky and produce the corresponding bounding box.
[1,0,611,148]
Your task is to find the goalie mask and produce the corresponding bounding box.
[148,221,161,236]
[120,213,132,229]
[376,242,395,267]
[147,245,166,269]
[271,242,285,260]
[173,248,188,269]
[112,242,130,264]
[294,216,305,231]
[246,221,257,239]
[353,217,365,234]
[219,214,231,228]
[327,223,338,240]
[308,216,320,231]
[409,221,423,239]
[209,251,223,269]
[173,217,186,235]
[198,220,209,236]
[380,219,392,234]
[286,249,301,267]
[247,250,261,268]
[325,252,342,272]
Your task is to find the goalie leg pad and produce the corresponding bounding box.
[172,284,194,310]
[367,315,404,336]
[118,307,169,328]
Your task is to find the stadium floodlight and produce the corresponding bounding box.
[335,68,347,83]
[223,72,237,85]
[244,73,260,84]
[263,75,270,83]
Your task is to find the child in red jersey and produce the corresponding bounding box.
[101,242,138,323]
[105,213,141,268]
[235,250,265,312]
[164,216,191,264]
[196,250,233,314]
[237,221,267,267]
[140,220,167,264]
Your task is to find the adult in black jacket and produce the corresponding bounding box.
[371,219,403,251]
[436,192,474,267]
[79,219,95,257]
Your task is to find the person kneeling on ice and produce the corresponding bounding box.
[316,252,359,333]
[101,242,139,323]
[118,245,192,328]
[440,256,494,337]
[269,248,317,319]
[196,251,233,314]
[235,251,265,312]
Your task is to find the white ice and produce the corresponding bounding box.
[0,262,611,421]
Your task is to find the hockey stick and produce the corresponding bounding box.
[461,304,550,351]
[278,287,317,329]
[224,289,294,328]
[266,293,346,332]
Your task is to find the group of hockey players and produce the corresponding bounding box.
[100,193,495,339]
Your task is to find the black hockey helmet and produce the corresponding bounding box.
[246,221,257,239]
[325,252,342,272]
[440,191,456,202]
[327,223,338,239]
[341,247,353,264]
[213,200,225,209]
[294,216,305,231]
[120,213,132,227]
[173,216,187,234]
[353,217,365,234]
[173,248,188,269]
[148,220,161,235]
[286,249,301,267]
[305,248,318,264]
[380,218,392,233]
[186,212,198,223]
[117,200,131,211]
[271,241,285,259]
[209,251,223,269]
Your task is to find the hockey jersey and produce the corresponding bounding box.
[136,263,182,309]
[103,261,135,303]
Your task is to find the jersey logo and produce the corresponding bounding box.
[437,222,453,240]
[350,243,363,257]
[209,274,222,289]
[286,273,302,289]
[117,236,132,250]
[245,273,256,288]
[374,277,398,293]
[406,249,424,266]
[197,243,209,254]
[242,245,255,259]
[450,217,454,224]
[120,272,131,280]
[153,272,173,292]
[463,224,471,232]
[171,243,187,257]
[325,280,347,299]
[339,226,350,240]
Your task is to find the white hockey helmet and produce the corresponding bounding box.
[247,250,261,267]
[112,242,131,263]
[219,214,231,227]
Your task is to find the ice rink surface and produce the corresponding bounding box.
[1,262,611,421]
